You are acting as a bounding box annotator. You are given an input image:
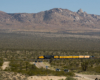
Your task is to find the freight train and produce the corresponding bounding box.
[37,55,94,59]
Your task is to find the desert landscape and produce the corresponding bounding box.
[0,1,100,80]
[0,61,100,80]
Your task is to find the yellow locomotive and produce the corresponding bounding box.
[38,55,93,59]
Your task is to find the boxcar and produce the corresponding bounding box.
[79,56,85,58]
[72,56,79,58]
[63,56,73,58]
[84,56,90,58]
[54,56,59,59]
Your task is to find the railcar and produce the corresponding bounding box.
[84,55,90,58]
[72,56,79,58]
[54,56,59,59]
[59,56,73,59]
[37,55,94,59]
[44,55,54,59]
[79,55,84,58]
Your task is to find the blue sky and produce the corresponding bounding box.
[0,0,100,15]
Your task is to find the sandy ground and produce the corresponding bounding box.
[1,61,9,70]
[30,62,46,68]
[75,73,100,80]
[0,72,100,80]
[28,76,66,80]
[0,71,27,80]
[27,74,100,80]
[30,62,53,69]
[35,62,46,68]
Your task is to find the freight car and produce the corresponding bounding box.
[37,55,94,59]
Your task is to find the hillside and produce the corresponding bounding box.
[0,8,100,33]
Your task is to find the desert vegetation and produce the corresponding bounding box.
[0,32,100,79]
[65,76,77,80]
[0,32,100,51]
[0,49,100,75]
[0,49,100,80]
[0,58,3,66]
[0,71,27,80]
[5,60,74,76]
[1,6,100,80]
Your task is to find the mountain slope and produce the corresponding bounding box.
[0,8,100,33]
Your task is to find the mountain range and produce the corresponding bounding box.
[0,8,100,33]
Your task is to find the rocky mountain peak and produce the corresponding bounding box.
[46,8,63,13]
[0,8,100,32]
[77,9,83,13]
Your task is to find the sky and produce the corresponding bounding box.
[0,0,100,15]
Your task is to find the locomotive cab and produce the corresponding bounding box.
[37,56,44,59]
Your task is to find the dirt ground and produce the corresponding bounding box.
[1,61,9,70]
[27,76,66,80]
[30,62,55,70]
[75,73,100,80]
[27,74,100,80]
[0,71,27,80]
[30,62,47,68]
